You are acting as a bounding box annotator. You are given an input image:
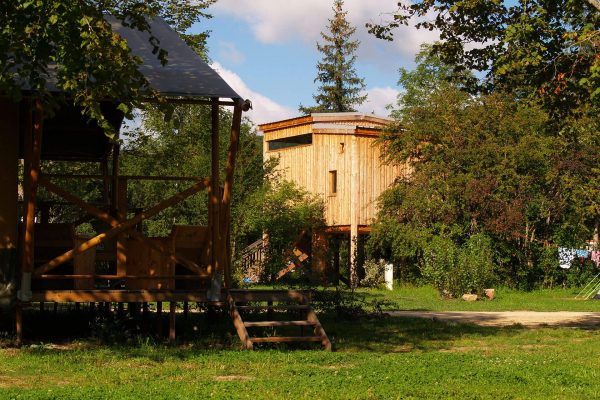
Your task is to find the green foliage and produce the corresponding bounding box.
[299,0,367,114]
[368,0,600,111]
[370,47,600,290]
[0,0,215,137]
[121,104,263,240]
[235,180,325,277]
[359,259,388,288]
[421,233,496,297]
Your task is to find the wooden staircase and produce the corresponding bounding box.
[228,289,332,351]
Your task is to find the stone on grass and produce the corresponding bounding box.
[484,288,495,300]
[462,294,478,302]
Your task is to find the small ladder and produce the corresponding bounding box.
[228,289,332,351]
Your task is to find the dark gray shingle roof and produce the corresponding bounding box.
[108,16,241,99]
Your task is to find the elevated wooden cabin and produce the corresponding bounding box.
[259,113,408,284]
[0,17,249,342]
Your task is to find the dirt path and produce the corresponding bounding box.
[387,311,600,327]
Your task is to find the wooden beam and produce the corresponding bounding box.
[36,274,208,280]
[34,179,208,276]
[20,99,43,302]
[116,177,127,277]
[30,290,216,303]
[44,174,203,181]
[209,98,221,279]
[220,102,243,288]
[349,135,359,288]
[169,301,176,343]
[322,225,371,234]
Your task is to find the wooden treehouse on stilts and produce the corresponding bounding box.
[259,113,408,286]
[0,17,330,350]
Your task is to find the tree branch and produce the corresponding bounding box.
[588,0,600,11]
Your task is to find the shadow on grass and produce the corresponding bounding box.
[320,314,529,352]
[0,304,546,358]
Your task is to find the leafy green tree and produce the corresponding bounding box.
[369,47,600,290]
[0,0,215,136]
[299,0,367,114]
[367,0,600,111]
[121,105,264,247]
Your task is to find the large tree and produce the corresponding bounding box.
[369,46,600,290]
[367,0,599,113]
[299,0,367,114]
[0,0,216,136]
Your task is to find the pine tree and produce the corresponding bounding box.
[299,0,367,114]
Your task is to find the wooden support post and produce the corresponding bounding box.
[183,301,189,320]
[349,135,359,288]
[169,302,176,344]
[15,302,22,346]
[20,99,43,302]
[116,177,128,277]
[117,302,124,318]
[156,302,163,337]
[0,98,19,311]
[143,302,149,319]
[111,143,120,214]
[208,98,221,300]
[220,102,244,289]
[312,230,329,284]
[333,238,340,286]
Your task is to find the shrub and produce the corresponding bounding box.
[360,259,388,288]
[421,233,496,298]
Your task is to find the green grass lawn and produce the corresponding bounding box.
[2,314,600,399]
[345,284,600,312]
[2,285,600,399]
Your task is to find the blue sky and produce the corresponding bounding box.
[191,0,440,125]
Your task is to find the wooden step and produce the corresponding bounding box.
[244,320,316,328]
[251,336,323,343]
[236,304,310,311]
[229,289,308,303]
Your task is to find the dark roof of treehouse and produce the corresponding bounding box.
[108,16,241,99]
[16,16,241,162]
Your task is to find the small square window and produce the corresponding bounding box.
[329,170,337,195]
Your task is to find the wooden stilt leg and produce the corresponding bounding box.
[117,302,124,318]
[142,302,149,318]
[39,302,44,313]
[156,302,162,337]
[15,302,23,346]
[183,301,189,320]
[169,302,176,344]
[53,302,58,316]
[75,302,81,312]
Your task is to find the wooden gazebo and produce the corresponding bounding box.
[0,17,250,343]
[0,17,331,350]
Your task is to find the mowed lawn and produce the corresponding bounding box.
[2,286,600,399]
[353,285,600,312]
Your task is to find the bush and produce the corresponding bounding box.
[421,233,496,298]
[360,259,387,288]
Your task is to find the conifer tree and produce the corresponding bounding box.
[299,0,367,114]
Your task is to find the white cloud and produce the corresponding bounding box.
[357,86,400,117]
[211,0,439,63]
[218,41,245,65]
[210,62,296,125]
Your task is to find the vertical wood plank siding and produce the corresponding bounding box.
[262,115,407,228]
